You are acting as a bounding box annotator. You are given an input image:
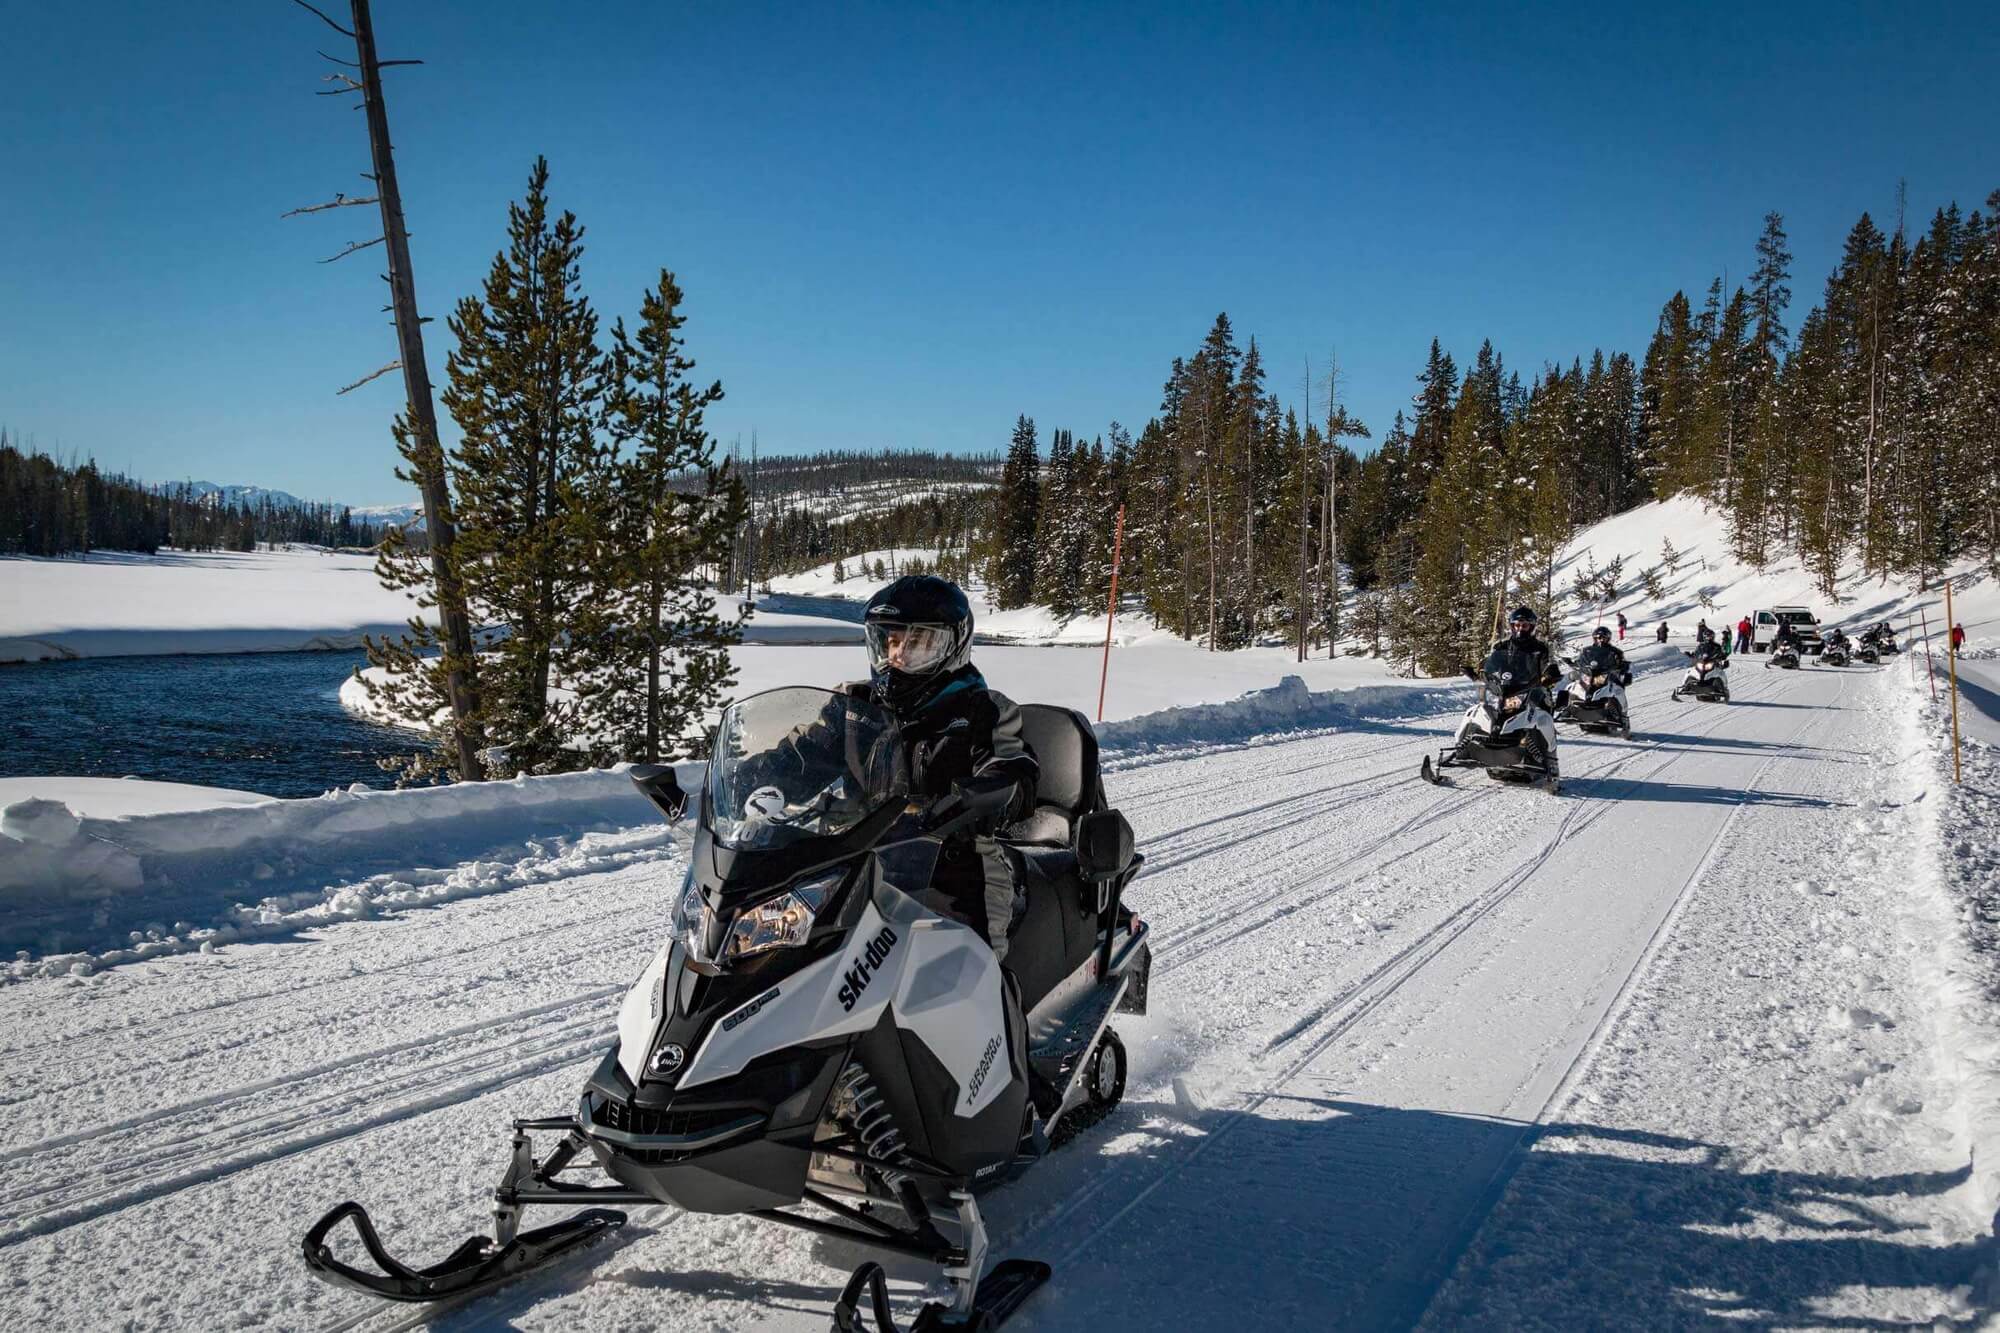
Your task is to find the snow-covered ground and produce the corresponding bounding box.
[4,495,1998,1328]
[0,548,421,662]
[2,655,1992,1330]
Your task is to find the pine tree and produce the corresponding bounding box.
[988,416,1041,608]
[440,157,607,775]
[569,270,746,765]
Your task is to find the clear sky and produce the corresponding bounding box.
[3,1,1994,507]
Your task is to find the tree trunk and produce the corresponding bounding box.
[352,0,484,779]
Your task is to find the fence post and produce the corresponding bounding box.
[1919,602,1938,703]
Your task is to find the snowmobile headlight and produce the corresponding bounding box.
[722,870,843,961]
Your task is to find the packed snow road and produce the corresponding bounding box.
[0,657,1983,1330]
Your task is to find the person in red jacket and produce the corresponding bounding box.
[1951,622,1967,653]
[1735,616,1753,655]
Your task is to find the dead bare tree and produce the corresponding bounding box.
[288,0,486,780]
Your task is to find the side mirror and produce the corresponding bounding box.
[630,764,688,822]
[1076,808,1135,882]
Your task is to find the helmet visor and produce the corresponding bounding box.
[865,622,955,675]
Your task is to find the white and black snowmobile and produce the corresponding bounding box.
[300,686,1151,1332]
[1419,645,1560,792]
[1766,641,1802,670]
[1555,657,1632,738]
[1862,626,1901,655]
[1821,636,1851,666]
[1854,639,1879,664]
[1672,648,1732,702]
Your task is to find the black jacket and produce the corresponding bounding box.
[1575,643,1630,684]
[1485,634,1562,691]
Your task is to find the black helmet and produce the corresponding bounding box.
[862,575,974,713]
[1698,626,1716,642]
[1592,625,1612,642]
[1508,606,1537,637]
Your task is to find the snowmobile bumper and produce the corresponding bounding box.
[301,1199,626,1303]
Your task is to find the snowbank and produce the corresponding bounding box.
[0,763,700,972]
[0,547,425,662]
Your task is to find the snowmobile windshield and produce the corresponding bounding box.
[1482,644,1540,697]
[706,687,908,851]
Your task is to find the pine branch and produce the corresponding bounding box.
[290,0,354,38]
[321,235,386,263]
[337,360,402,395]
[281,193,380,218]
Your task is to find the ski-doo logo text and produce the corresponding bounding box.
[964,1034,1002,1104]
[836,927,900,1012]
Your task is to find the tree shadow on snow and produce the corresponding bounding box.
[1021,1095,1984,1332]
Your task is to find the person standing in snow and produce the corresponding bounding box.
[1735,616,1753,655]
[1951,622,1966,653]
[1656,621,1669,644]
[1616,611,1627,641]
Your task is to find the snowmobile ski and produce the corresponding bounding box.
[1419,754,1446,785]
[833,1257,1052,1331]
[301,1199,626,1304]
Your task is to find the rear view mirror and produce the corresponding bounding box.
[1076,809,1135,882]
[630,764,688,822]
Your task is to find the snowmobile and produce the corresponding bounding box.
[1419,644,1560,793]
[1766,641,1802,670]
[1854,639,1880,664]
[1671,649,1732,702]
[300,686,1151,1332]
[1555,657,1632,738]
[1862,626,1901,655]
[1821,639,1851,667]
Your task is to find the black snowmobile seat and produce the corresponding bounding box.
[1003,704,1113,1012]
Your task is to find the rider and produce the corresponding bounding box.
[1770,621,1802,662]
[1823,625,1851,653]
[1559,626,1630,710]
[1490,606,1563,694]
[860,575,1039,962]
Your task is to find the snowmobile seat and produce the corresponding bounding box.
[1003,705,1116,1012]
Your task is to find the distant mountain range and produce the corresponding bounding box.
[167,481,424,529]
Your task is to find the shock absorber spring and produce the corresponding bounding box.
[836,1063,908,1171]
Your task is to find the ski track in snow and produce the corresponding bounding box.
[0,661,1985,1330]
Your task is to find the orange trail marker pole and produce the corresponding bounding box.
[1944,581,1962,785]
[1097,505,1125,723]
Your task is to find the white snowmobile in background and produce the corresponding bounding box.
[1821,635,1852,666]
[301,686,1151,1333]
[1420,645,1560,793]
[1767,640,1803,670]
[1855,639,1880,663]
[1555,657,1632,738]
[1673,648,1732,702]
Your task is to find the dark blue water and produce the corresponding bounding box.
[0,649,415,797]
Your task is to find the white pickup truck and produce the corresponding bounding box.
[1749,606,1824,654]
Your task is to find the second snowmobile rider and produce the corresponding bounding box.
[1560,626,1631,709]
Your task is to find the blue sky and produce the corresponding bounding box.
[2,2,1994,506]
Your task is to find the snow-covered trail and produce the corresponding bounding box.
[0,657,1976,1330]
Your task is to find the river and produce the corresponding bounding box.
[0,649,414,798]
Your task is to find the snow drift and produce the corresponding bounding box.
[0,763,700,974]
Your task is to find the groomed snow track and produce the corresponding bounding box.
[0,659,1978,1330]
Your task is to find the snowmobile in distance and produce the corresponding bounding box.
[1672,647,1732,702]
[1555,657,1632,738]
[1420,644,1560,793]
[1766,640,1802,670]
[1860,624,1899,657]
[1854,638,1880,664]
[300,686,1151,1333]
[1821,637,1851,667]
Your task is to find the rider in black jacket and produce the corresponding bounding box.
[1560,626,1631,710]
